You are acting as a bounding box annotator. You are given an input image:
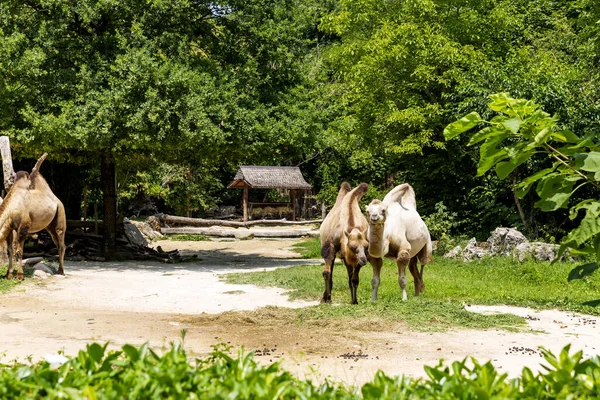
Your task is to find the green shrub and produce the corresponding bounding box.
[1,341,599,399]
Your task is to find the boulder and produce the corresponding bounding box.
[233,229,255,240]
[443,245,462,259]
[33,269,50,279]
[123,222,149,247]
[33,262,56,275]
[515,242,561,262]
[487,227,528,256]
[463,237,489,261]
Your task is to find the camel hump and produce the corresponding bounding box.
[334,182,352,207]
[383,183,416,209]
[349,183,368,202]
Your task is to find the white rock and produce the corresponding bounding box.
[487,227,528,256]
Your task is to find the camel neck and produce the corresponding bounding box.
[368,223,385,258]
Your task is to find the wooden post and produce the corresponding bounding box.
[290,189,296,221]
[243,186,249,222]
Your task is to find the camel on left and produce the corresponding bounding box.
[0,153,66,280]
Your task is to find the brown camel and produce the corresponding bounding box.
[0,154,66,280]
[319,182,369,304]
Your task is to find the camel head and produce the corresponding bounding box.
[365,199,387,226]
[343,228,368,266]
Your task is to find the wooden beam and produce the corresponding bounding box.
[156,214,322,227]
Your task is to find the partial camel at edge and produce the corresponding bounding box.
[319,182,369,304]
[365,183,432,301]
[0,153,66,280]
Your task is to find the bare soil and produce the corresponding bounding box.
[1,237,599,386]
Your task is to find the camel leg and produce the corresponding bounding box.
[46,205,67,275]
[416,246,431,294]
[345,261,361,305]
[408,257,422,297]
[396,240,412,301]
[369,256,383,301]
[5,231,14,279]
[320,241,335,303]
[15,225,29,281]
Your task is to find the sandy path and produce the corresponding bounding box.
[1,237,599,386]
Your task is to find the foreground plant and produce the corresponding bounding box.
[1,341,599,399]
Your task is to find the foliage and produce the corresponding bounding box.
[1,341,600,399]
[445,93,600,280]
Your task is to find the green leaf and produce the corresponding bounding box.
[501,117,523,134]
[87,343,105,363]
[534,127,551,144]
[515,167,556,198]
[495,150,534,180]
[444,112,483,140]
[122,344,140,362]
[468,127,494,145]
[574,152,600,180]
[551,130,580,143]
[476,132,509,176]
[562,201,600,246]
[534,174,581,211]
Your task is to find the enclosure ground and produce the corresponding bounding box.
[1,237,598,386]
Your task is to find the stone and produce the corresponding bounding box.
[33,262,56,275]
[515,242,561,262]
[487,227,528,256]
[463,237,489,261]
[33,269,50,279]
[443,245,462,259]
[123,222,148,247]
[233,229,255,240]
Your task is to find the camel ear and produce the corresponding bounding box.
[344,230,350,238]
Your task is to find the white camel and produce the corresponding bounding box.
[365,183,432,301]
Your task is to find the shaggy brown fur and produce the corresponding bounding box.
[1,154,66,280]
[319,182,369,304]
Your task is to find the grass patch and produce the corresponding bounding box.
[0,265,34,294]
[291,237,322,259]
[167,234,210,241]
[223,248,600,331]
[223,290,246,295]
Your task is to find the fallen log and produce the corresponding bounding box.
[156,213,322,228]
[161,227,319,238]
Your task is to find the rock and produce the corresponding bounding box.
[131,220,164,241]
[33,269,50,279]
[443,245,462,258]
[515,242,562,262]
[487,227,528,256]
[146,215,162,233]
[32,262,56,275]
[463,238,489,261]
[234,229,255,240]
[123,222,148,247]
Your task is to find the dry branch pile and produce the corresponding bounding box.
[24,227,192,264]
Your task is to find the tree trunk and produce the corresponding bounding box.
[0,136,16,192]
[101,154,117,259]
[513,173,528,232]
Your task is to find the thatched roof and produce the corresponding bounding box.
[228,166,312,190]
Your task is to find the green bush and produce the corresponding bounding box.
[1,341,599,399]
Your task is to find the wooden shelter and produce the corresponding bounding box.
[228,166,313,222]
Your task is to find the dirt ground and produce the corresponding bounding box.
[1,236,599,387]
